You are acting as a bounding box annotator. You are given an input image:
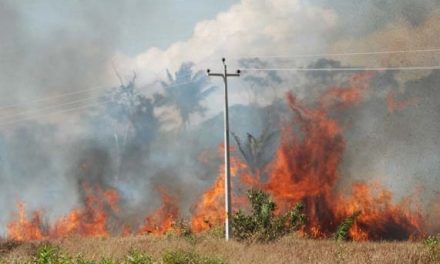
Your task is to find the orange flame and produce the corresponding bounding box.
[7,184,118,240]
[191,144,251,232]
[386,90,420,113]
[7,202,44,241]
[191,72,428,240]
[6,72,437,241]
[138,186,179,235]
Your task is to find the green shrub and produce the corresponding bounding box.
[123,249,153,264]
[69,256,96,264]
[206,225,225,239]
[34,244,60,264]
[423,234,440,263]
[161,249,225,264]
[232,189,305,242]
[98,258,117,264]
[32,244,109,264]
[424,234,440,249]
[287,201,306,231]
[334,211,361,241]
[23,244,158,264]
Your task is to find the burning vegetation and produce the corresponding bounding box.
[3,70,439,243]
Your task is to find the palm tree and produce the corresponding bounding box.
[101,74,159,180]
[154,62,216,128]
[232,128,277,174]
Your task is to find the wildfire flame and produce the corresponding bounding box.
[386,90,420,113]
[7,202,44,241]
[190,72,429,241]
[138,186,179,235]
[5,72,438,241]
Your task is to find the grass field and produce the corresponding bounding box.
[1,234,439,264]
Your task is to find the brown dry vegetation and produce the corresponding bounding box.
[1,234,438,264]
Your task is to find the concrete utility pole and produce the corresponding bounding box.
[207,58,240,241]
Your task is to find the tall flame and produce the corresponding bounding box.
[5,72,437,241]
[138,186,179,235]
[7,202,44,241]
[190,72,428,240]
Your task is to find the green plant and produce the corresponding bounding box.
[232,129,277,174]
[124,249,153,264]
[72,256,96,264]
[232,189,305,242]
[423,234,440,263]
[99,258,117,264]
[206,225,224,239]
[161,249,225,264]
[33,244,101,264]
[34,244,60,264]
[286,201,306,231]
[173,220,197,244]
[334,211,361,241]
[424,234,440,249]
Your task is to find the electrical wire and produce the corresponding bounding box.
[0,100,111,129]
[0,80,198,129]
[0,94,104,119]
[240,65,440,72]
[0,71,200,111]
[237,48,440,59]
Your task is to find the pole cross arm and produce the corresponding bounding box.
[208,73,225,78]
[226,73,240,77]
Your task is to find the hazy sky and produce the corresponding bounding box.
[9,0,240,55]
[0,0,438,113]
[0,0,439,236]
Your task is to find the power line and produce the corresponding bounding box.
[0,95,104,122]
[0,79,197,120]
[0,86,109,112]
[0,48,437,110]
[240,65,440,72]
[0,80,198,128]
[0,100,110,129]
[237,48,440,59]
[0,71,200,111]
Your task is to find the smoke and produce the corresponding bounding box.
[312,0,438,35]
[0,0,121,105]
[339,70,440,199]
[0,0,439,237]
[330,10,440,80]
[0,122,78,234]
[115,0,339,86]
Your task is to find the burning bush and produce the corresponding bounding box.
[334,211,361,241]
[232,189,305,242]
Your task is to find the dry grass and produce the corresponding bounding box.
[0,234,438,264]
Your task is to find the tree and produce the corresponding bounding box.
[154,62,216,128]
[100,74,160,180]
[232,128,277,174]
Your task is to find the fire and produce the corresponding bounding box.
[5,71,437,242]
[50,185,114,238]
[7,184,180,240]
[189,72,428,240]
[7,202,44,241]
[191,144,250,232]
[338,182,423,241]
[262,73,426,240]
[386,90,420,113]
[191,169,225,232]
[138,186,179,235]
[7,185,116,240]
